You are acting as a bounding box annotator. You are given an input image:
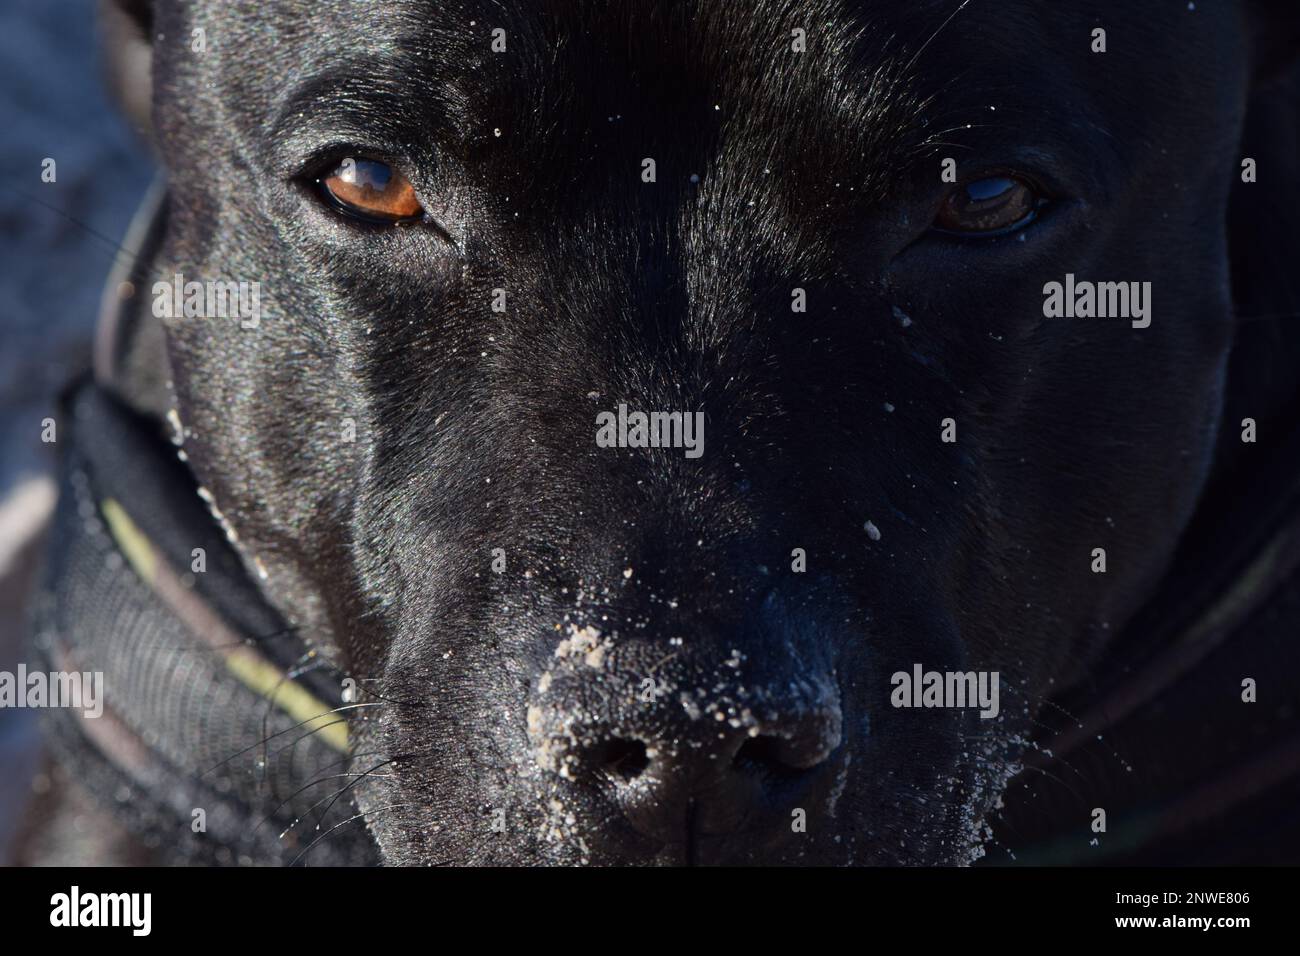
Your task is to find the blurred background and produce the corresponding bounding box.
[0,0,152,861]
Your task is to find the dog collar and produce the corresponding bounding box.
[31,184,377,865]
[1001,399,1300,864]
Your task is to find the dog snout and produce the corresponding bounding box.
[528,642,843,847]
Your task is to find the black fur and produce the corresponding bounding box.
[84,0,1300,864]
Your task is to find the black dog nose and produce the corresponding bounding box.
[528,641,843,845]
[605,705,842,844]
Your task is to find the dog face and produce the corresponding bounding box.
[133,0,1265,864]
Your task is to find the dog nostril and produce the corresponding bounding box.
[733,733,827,775]
[594,738,650,780]
[734,735,785,772]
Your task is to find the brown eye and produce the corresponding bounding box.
[320,158,423,223]
[933,175,1041,235]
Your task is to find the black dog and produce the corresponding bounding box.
[21,0,1300,865]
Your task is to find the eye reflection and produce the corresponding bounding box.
[933,174,1042,236]
[318,157,423,224]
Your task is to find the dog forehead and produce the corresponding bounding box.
[177,0,1233,162]
[208,0,941,158]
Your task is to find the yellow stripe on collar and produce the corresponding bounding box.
[102,497,157,585]
[100,496,348,753]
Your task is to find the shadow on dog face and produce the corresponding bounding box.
[117,0,1275,863]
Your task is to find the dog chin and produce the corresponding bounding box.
[359,754,1013,866]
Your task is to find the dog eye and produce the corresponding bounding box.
[318,158,424,224]
[933,175,1041,236]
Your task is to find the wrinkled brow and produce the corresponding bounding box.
[267,52,471,162]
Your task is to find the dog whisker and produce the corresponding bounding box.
[289,804,416,867]
[200,702,383,778]
[252,749,391,834]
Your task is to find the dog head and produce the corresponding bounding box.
[106,0,1298,863]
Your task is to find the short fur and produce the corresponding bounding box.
[43,0,1300,864]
